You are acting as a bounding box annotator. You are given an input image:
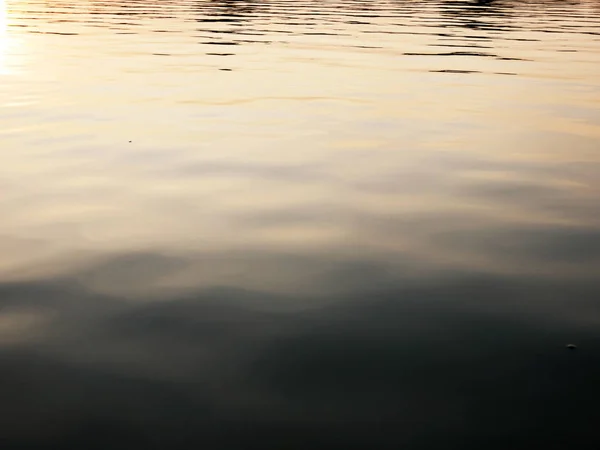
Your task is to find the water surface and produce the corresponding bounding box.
[1,0,600,448]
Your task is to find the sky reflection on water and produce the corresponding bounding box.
[1,0,600,448]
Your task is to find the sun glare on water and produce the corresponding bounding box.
[0,0,12,74]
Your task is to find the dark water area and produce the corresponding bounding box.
[1,0,600,448]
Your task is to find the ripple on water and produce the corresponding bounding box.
[1,0,600,448]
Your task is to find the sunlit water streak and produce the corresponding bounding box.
[0,0,8,73]
[1,1,600,449]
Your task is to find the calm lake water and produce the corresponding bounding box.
[1,0,600,448]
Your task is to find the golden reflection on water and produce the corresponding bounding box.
[0,0,599,297]
[2,4,600,448]
[0,0,8,73]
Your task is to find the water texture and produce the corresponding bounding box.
[1,0,600,448]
